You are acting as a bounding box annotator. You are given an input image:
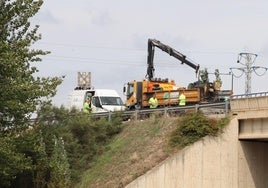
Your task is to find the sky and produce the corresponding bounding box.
[31,0,268,107]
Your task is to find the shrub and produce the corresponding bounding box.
[169,111,229,148]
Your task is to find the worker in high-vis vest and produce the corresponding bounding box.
[149,93,158,108]
[83,97,92,113]
[179,90,186,106]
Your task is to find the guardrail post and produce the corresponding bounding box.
[108,111,111,121]
[225,100,229,116]
[164,107,168,117]
[195,104,199,112]
[135,110,138,121]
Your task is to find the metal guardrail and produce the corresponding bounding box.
[231,92,268,99]
[92,101,230,121]
[13,101,229,125]
[96,92,268,121]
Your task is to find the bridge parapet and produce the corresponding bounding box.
[231,92,268,119]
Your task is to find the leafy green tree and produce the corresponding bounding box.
[11,129,48,188]
[0,132,32,187]
[32,131,49,188]
[0,0,63,187]
[48,136,71,188]
[0,0,63,131]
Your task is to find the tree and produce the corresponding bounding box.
[48,136,71,188]
[0,132,32,187]
[0,0,63,186]
[0,0,63,131]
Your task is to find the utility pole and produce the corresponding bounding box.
[230,52,267,95]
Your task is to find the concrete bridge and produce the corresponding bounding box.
[126,93,268,188]
[232,93,268,141]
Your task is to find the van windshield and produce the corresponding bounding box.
[100,97,124,106]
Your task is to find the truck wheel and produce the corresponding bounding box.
[135,104,141,110]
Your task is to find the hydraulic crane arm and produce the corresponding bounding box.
[146,38,200,80]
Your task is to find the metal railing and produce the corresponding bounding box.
[231,91,268,99]
[92,101,230,121]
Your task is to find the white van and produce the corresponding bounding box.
[68,89,126,113]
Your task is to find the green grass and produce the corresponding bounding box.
[76,138,126,187]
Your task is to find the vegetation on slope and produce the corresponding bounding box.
[169,110,230,148]
[77,116,178,188]
[77,111,229,188]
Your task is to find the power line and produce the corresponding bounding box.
[36,42,240,55]
[38,56,234,70]
[36,42,145,51]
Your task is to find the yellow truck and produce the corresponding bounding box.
[123,39,231,110]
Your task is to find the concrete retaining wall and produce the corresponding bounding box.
[125,118,268,188]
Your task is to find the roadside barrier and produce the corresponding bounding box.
[92,101,230,121]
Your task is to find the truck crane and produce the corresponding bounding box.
[123,38,231,110]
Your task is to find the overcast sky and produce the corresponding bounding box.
[32,0,268,107]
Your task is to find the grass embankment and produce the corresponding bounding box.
[77,111,229,188]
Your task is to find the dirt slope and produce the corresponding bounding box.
[77,116,180,188]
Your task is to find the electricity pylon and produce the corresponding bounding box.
[230,52,267,95]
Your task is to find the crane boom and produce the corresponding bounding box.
[146,38,200,80]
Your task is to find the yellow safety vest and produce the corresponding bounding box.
[179,94,186,106]
[83,102,91,113]
[149,97,158,108]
